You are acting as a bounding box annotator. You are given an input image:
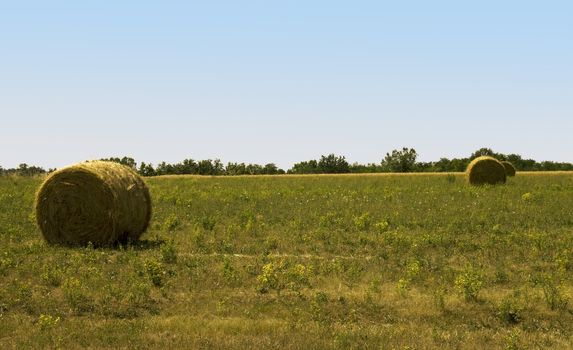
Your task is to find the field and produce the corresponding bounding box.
[1,173,573,349]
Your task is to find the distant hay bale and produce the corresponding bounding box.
[501,161,516,177]
[466,156,507,185]
[35,161,152,246]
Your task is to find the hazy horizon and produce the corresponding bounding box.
[2,1,571,169]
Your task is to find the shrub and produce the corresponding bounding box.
[161,240,178,264]
[144,259,166,287]
[497,294,522,324]
[454,267,483,301]
[0,252,14,276]
[162,214,180,232]
[541,278,568,310]
[521,192,534,202]
[501,161,516,177]
[62,277,94,313]
[256,260,312,295]
[353,213,371,231]
[41,265,64,287]
[257,261,285,294]
[375,220,390,233]
[466,156,507,185]
[37,314,61,331]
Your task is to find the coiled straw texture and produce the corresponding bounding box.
[35,161,151,246]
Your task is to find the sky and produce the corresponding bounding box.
[1,1,571,169]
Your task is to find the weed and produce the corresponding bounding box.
[286,263,312,294]
[314,291,328,303]
[37,313,60,331]
[161,240,178,264]
[541,277,568,310]
[216,297,231,316]
[368,277,382,294]
[406,259,421,279]
[144,259,166,287]
[41,265,64,287]
[200,216,216,231]
[162,214,180,232]
[0,251,15,276]
[505,329,520,350]
[257,261,284,295]
[454,267,483,301]
[375,220,390,233]
[521,192,534,202]
[319,212,343,227]
[494,270,509,285]
[264,236,279,252]
[128,282,152,308]
[221,256,238,285]
[62,277,94,314]
[497,294,523,324]
[433,286,447,311]
[554,249,571,275]
[256,260,311,295]
[396,278,410,296]
[353,213,372,231]
[12,281,34,313]
[310,291,330,324]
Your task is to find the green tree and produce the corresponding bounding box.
[349,162,380,173]
[225,162,247,175]
[289,160,319,174]
[245,164,263,175]
[318,154,350,173]
[382,148,418,172]
[138,162,156,176]
[470,147,496,160]
[155,161,173,175]
[263,163,282,175]
[16,163,46,176]
[100,157,137,170]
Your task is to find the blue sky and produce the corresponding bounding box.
[1,1,571,169]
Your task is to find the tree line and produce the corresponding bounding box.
[2,148,573,177]
[0,163,55,177]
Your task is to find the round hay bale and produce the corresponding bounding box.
[466,156,507,185]
[501,161,516,177]
[35,161,152,246]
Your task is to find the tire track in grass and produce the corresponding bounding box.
[179,252,375,261]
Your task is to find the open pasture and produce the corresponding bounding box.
[1,173,573,349]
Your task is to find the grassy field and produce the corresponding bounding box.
[1,173,573,349]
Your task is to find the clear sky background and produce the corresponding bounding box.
[1,1,571,169]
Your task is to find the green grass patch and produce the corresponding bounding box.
[1,173,573,348]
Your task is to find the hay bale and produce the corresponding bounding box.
[501,161,516,177]
[35,161,152,246]
[466,156,507,185]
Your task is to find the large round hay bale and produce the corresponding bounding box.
[466,156,507,185]
[35,161,152,246]
[501,161,516,177]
